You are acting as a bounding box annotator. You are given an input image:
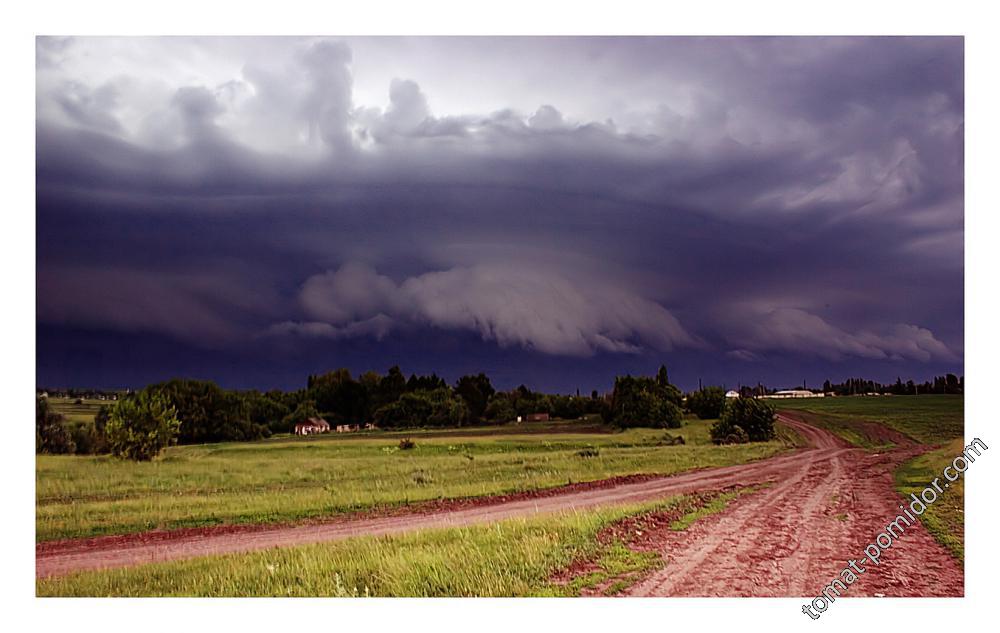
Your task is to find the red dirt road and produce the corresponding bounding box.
[627,414,964,597]
[36,415,964,596]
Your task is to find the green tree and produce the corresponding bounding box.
[686,386,726,419]
[281,400,321,432]
[105,391,181,461]
[307,369,368,423]
[145,379,268,444]
[455,373,496,422]
[710,397,775,444]
[36,396,75,454]
[610,375,682,429]
[373,389,469,428]
[483,392,516,423]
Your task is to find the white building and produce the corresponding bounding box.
[762,389,825,399]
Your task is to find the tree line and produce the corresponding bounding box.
[44,364,966,460]
[38,365,701,459]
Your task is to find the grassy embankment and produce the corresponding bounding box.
[37,417,797,542]
[37,488,756,597]
[779,395,964,560]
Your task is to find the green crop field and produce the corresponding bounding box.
[45,397,109,424]
[775,395,963,445]
[36,418,797,542]
[37,489,754,597]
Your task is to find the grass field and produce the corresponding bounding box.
[775,395,963,445]
[37,489,753,597]
[779,395,965,560]
[36,418,796,542]
[45,397,108,424]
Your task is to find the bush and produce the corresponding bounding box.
[36,397,75,455]
[105,391,181,461]
[67,420,108,455]
[576,446,600,458]
[398,438,416,450]
[686,386,726,419]
[710,398,775,444]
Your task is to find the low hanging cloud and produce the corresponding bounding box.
[268,262,699,356]
[731,307,957,362]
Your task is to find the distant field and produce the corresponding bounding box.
[45,397,109,424]
[775,395,963,445]
[36,418,796,542]
[37,490,752,597]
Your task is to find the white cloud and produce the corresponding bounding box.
[279,262,698,356]
[731,307,957,362]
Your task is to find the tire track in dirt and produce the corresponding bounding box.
[626,414,963,597]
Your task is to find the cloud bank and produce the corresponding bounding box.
[35,37,963,389]
[269,263,699,356]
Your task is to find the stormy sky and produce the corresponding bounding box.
[36,36,964,393]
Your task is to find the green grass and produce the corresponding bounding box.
[37,418,795,542]
[37,490,750,597]
[777,395,963,445]
[894,438,966,561]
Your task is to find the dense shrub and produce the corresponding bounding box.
[105,391,181,461]
[710,398,776,444]
[67,420,108,455]
[686,386,726,419]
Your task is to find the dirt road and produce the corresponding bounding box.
[627,414,964,597]
[36,415,963,596]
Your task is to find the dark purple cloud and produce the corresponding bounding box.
[35,36,963,391]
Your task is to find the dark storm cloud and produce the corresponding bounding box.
[35,37,963,386]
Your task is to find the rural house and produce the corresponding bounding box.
[294,417,331,435]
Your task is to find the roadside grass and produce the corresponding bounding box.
[37,418,794,542]
[894,438,966,561]
[37,490,752,597]
[776,395,963,445]
[668,487,753,531]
